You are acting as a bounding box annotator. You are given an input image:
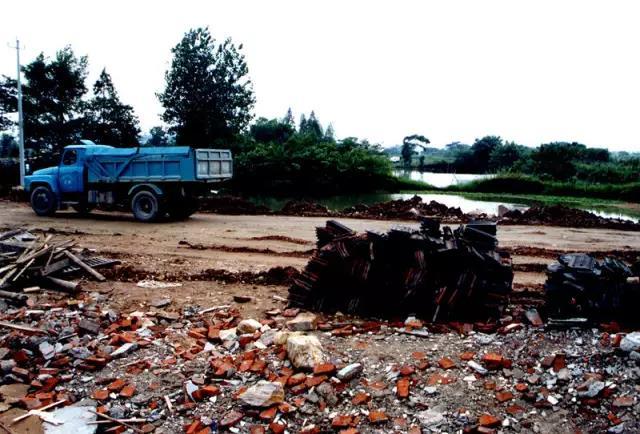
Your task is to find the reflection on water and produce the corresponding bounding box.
[393,170,493,188]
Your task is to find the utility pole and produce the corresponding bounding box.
[9,38,25,187]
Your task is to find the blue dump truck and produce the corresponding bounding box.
[24,141,233,222]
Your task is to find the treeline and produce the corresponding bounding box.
[0,28,396,194]
[392,136,640,184]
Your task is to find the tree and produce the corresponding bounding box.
[0,134,17,158]
[470,136,502,172]
[324,123,335,141]
[401,134,430,168]
[145,126,170,147]
[158,27,255,146]
[82,69,140,146]
[21,47,89,154]
[299,111,323,138]
[0,76,16,131]
[249,117,295,144]
[283,108,295,128]
[488,141,530,171]
[531,142,581,180]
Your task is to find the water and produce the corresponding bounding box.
[393,170,492,188]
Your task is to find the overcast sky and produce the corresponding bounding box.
[1,0,639,150]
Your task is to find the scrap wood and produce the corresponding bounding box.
[90,410,145,433]
[63,250,106,282]
[10,399,65,425]
[198,304,231,315]
[0,321,47,334]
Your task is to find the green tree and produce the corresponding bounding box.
[0,76,16,131]
[531,142,582,180]
[82,69,140,146]
[488,141,530,171]
[158,27,255,147]
[283,108,295,129]
[0,134,18,158]
[470,136,502,172]
[22,47,89,154]
[249,117,295,144]
[324,123,335,141]
[401,134,430,167]
[145,126,170,146]
[299,111,323,139]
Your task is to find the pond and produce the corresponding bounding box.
[392,170,492,188]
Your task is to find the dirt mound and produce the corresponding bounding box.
[198,195,272,215]
[502,204,640,231]
[104,263,299,286]
[279,200,333,217]
[341,195,465,220]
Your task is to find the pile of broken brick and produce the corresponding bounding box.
[289,219,514,322]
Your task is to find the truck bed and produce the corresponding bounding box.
[85,147,232,184]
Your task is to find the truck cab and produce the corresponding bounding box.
[25,141,232,222]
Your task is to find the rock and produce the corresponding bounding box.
[468,361,488,375]
[556,368,571,381]
[233,295,253,303]
[237,319,262,334]
[78,319,100,334]
[316,382,338,406]
[579,380,605,398]
[109,405,126,419]
[219,328,238,341]
[274,330,302,345]
[286,312,318,331]
[620,332,640,352]
[157,311,180,321]
[39,341,55,360]
[44,405,97,434]
[286,335,327,369]
[150,298,171,308]
[417,409,444,428]
[238,381,285,407]
[110,342,137,358]
[337,363,363,381]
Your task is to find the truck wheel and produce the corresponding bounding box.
[131,190,161,222]
[72,203,93,215]
[30,186,57,217]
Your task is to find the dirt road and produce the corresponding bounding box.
[3,200,640,285]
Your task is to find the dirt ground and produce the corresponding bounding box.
[2,200,640,314]
[3,200,640,433]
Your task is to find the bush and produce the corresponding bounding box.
[448,174,545,195]
[0,159,19,196]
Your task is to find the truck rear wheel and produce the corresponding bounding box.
[30,186,57,217]
[131,190,162,222]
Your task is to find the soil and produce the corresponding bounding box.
[2,200,640,433]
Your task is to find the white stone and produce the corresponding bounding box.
[219,328,238,341]
[336,363,363,381]
[286,312,318,331]
[286,335,327,369]
[238,380,285,407]
[237,319,262,334]
[620,332,640,352]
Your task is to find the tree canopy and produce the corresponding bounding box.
[158,27,255,147]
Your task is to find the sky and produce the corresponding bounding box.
[1,0,639,151]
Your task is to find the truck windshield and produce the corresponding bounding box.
[62,150,77,165]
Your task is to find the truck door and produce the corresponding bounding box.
[58,149,84,194]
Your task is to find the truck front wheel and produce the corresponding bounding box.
[131,190,162,222]
[30,186,57,217]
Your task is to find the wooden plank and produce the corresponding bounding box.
[45,276,81,292]
[12,258,34,282]
[0,321,46,334]
[63,250,106,281]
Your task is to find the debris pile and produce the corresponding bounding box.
[544,253,640,323]
[341,195,465,221]
[197,195,272,215]
[502,205,640,231]
[0,229,119,297]
[279,200,333,217]
[289,219,513,321]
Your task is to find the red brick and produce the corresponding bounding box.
[287,373,306,386]
[92,389,109,400]
[119,384,136,398]
[107,379,126,392]
[352,392,370,405]
[331,415,353,428]
[369,410,388,423]
[269,422,286,434]
[313,363,336,375]
[438,357,456,370]
[305,375,327,388]
[496,391,514,403]
[259,406,277,421]
[396,378,410,399]
[479,414,501,427]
